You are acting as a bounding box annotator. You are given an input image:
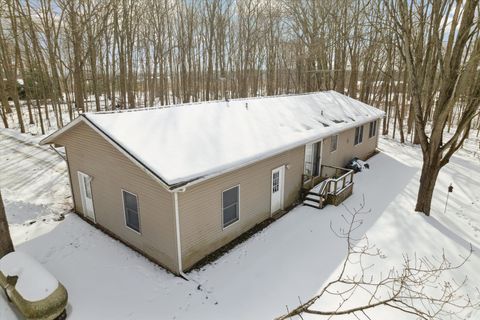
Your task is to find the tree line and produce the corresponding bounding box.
[0,0,470,133]
[0,0,479,215]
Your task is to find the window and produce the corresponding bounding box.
[123,190,140,233]
[272,172,280,193]
[222,186,239,228]
[82,174,92,199]
[369,121,377,138]
[330,135,338,152]
[354,126,364,145]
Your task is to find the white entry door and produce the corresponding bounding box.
[271,166,285,214]
[78,172,96,222]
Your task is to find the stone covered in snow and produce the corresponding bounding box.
[0,251,58,302]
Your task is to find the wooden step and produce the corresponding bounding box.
[303,199,320,208]
[306,194,321,201]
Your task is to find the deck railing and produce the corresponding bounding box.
[302,165,354,208]
[301,173,325,190]
[302,165,353,191]
[324,168,354,195]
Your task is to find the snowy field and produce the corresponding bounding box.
[1,127,479,319]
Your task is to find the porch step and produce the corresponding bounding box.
[303,199,321,208]
[306,193,321,201]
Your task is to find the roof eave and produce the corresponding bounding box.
[40,106,385,192]
[168,113,385,189]
[39,116,85,145]
[40,114,175,192]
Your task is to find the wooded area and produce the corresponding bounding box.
[0,0,479,214]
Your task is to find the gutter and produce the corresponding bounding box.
[170,114,386,191]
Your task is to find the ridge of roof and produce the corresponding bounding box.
[87,90,342,116]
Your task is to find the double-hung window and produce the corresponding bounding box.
[354,126,364,145]
[369,121,377,138]
[123,190,140,233]
[222,186,239,228]
[330,135,338,152]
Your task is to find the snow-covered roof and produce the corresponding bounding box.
[41,91,384,189]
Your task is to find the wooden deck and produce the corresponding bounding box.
[302,165,354,209]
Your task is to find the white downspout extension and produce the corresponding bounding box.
[174,190,188,279]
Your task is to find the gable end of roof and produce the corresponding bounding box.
[40,114,179,191]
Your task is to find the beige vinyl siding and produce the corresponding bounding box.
[178,146,305,269]
[55,122,178,272]
[321,120,379,176]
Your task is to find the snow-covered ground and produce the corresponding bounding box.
[1,128,479,319]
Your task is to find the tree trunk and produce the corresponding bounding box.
[415,155,441,216]
[0,190,14,258]
[0,104,8,128]
[35,97,45,135]
[0,72,11,128]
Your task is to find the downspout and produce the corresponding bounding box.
[173,189,188,279]
[319,139,323,170]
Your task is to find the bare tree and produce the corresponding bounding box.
[0,1,25,133]
[276,201,478,319]
[386,0,480,215]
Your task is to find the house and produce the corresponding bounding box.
[40,91,384,275]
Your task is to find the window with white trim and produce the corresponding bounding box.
[222,186,239,228]
[123,190,140,233]
[330,135,338,152]
[354,126,364,145]
[369,121,377,138]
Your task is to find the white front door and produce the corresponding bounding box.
[78,172,96,222]
[271,166,285,214]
